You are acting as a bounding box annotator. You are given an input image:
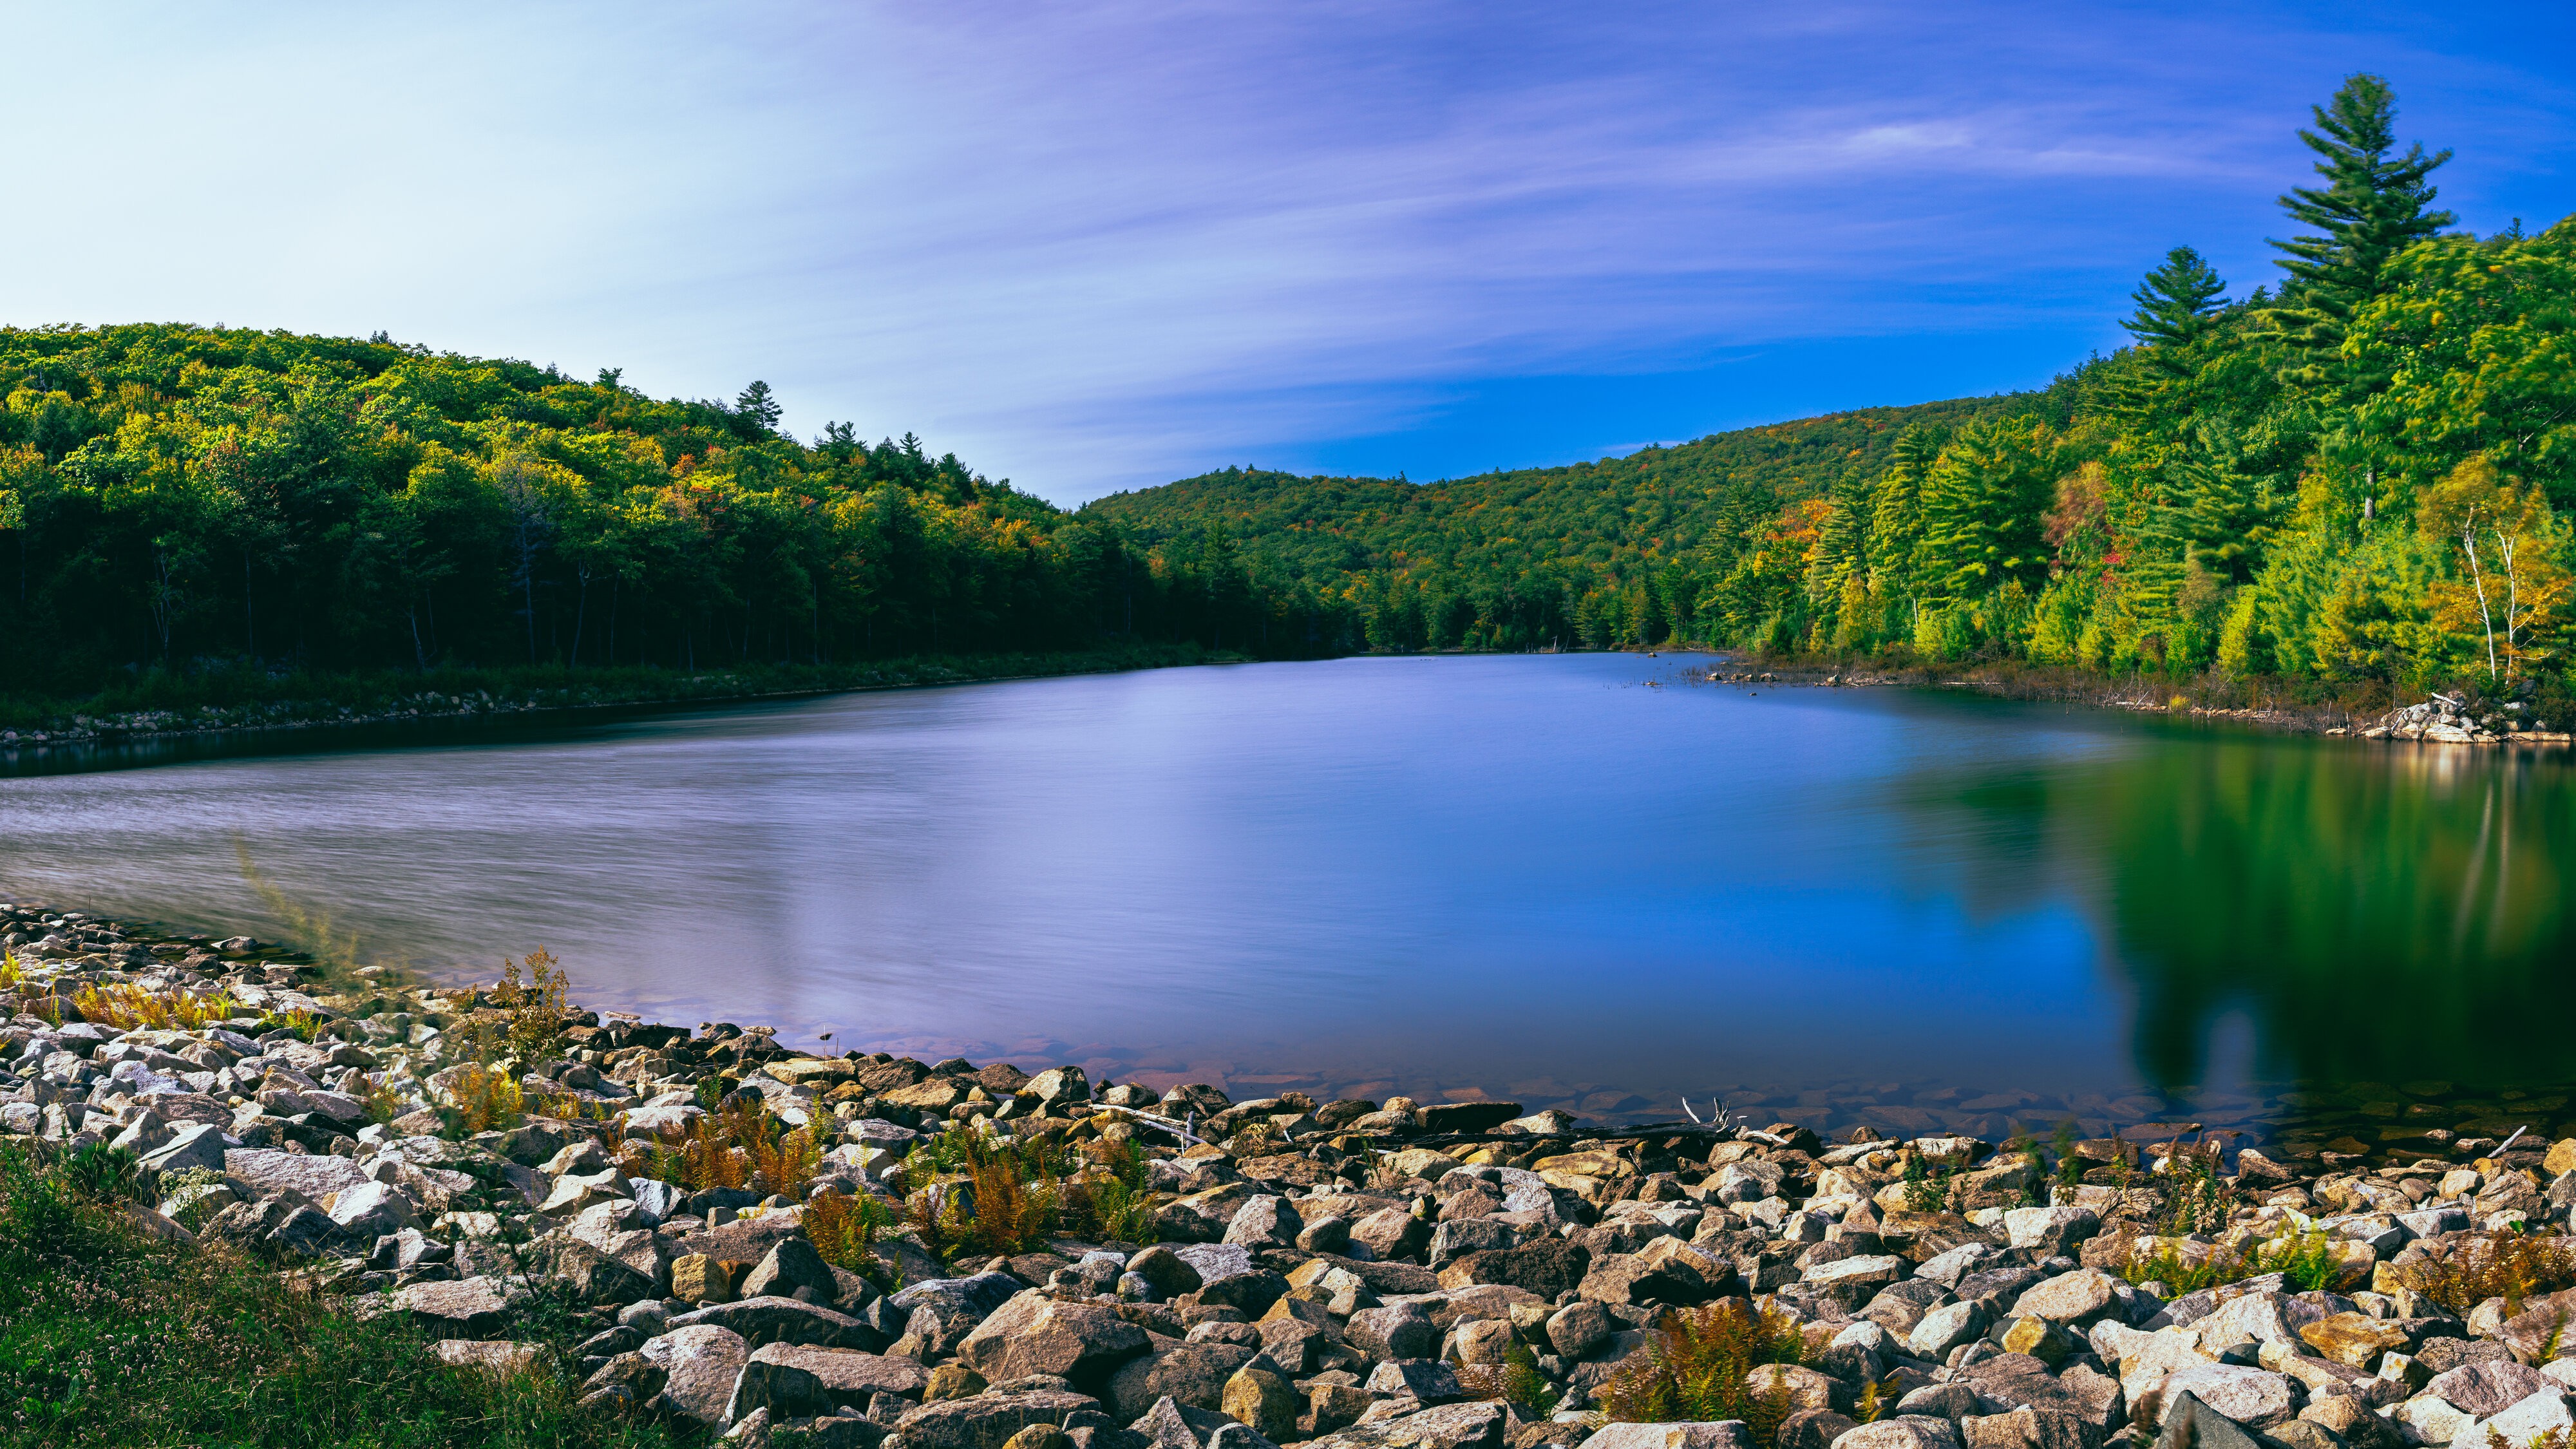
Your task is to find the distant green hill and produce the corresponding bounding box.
[1083,394,2011,650]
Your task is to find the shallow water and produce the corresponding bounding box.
[3,656,2571,1148]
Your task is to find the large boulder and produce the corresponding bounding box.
[956,1294,1151,1388]
[2135,1365,2296,1432]
[896,1388,1104,1449]
[2422,1361,2553,1421]
[2150,1392,2264,1449]
[742,1236,840,1301]
[1909,1301,1989,1359]
[725,1343,929,1421]
[2299,1312,2412,1370]
[667,1296,878,1349]
[2002,1208,2099,1256]
[1434,1240,1590,1299]
[1106,1343,1259,1421]
[392,1275,529,1338]
[2010,1270,2120,1327]
[1959,1406,2098,1449]
[1347,1304,1440,1363]
[225,1147,369,1202]
[1586,1426,1757,1449]
[1223,1197,1303,1251]
[1832,1419,1965,1449]
[641,1323,751,1426]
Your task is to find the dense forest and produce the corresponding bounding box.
[0,329,1340,701]
[1094,76,2576,696]
[8,76,2563,708]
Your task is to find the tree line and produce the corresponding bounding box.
[1094,75,2576,696]
[0,329,1353,697]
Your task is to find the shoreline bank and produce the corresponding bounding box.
[0,645,1253,762]
[10,899,2576,1447]
[1687,659,2576,748]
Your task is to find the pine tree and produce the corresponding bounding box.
[1915,417,2055,603]
[1807,470,1875,610]
[2267,74,2454,363]
[2123,247,2229,371]
[734,380,783,435]
[1866,425,1943,611]
[2153,421,2284,583]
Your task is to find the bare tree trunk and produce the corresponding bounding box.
[570,564,590,670]
[2463,516,2498,679]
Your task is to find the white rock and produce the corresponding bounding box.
[1909,1301,1988,1359]
[1831,1420,1964,1449]
[2456,1390,2576,1449]
[1586,1426,1755,1449]
[642,1324,750,1426]
[2141,1363,2294,1430]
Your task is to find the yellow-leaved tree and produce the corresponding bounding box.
[2416,458,2572,681]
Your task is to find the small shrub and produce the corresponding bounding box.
[753,1124,822,1200]
[618,1141,688,1189]
[904,1131,1065,1263]
[2402,1231,2576,1314]
[1900,1151,1954,1213]
[2052,1121,2085,1197]
[492,947,572,1059]
[1602,1302,1811,1446]
[253,1007,323,1042]
[71,982,241,1031]
[2155,1139,2233,1236]
[1061,1137,1158,1244]
[804,1190,896,1273]
[445,1064,526,1135]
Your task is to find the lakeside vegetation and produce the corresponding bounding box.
[6,76,2564,731]
[0,330,1328,721]
[1091,77,2576,708]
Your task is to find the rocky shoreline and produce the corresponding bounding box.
[1690,665,2575,748]
[10,904,2576,1449]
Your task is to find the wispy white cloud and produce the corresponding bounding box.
[0,2,2566,500]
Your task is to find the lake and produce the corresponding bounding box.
[4,654,2571,1154]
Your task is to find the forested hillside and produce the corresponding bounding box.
[0,328,1332,701]
[1092,75,2576,697]
[1086,397,1998,650]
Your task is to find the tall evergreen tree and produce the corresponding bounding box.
[2123,247,2229,370]
[734,380,782,435]
[2267,74,2454,362]
[1915,417,2054,603]
[1866,425,1944,607]
[2150,420,2284,584]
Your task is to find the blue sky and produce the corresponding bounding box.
[1,4,2568,505]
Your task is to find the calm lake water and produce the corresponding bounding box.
[4,655,2572,1148]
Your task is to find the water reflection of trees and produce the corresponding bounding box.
[1931,737,2576,1091]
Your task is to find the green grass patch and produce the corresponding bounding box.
[0,1142,702,1448]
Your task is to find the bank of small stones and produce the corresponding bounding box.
[8,904,2576,1449]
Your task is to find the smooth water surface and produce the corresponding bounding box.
[3,655,2571,1133]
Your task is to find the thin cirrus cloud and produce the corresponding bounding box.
[0,3,2567,504]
